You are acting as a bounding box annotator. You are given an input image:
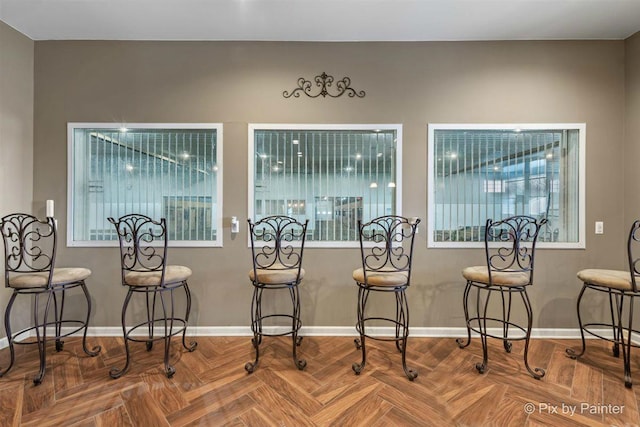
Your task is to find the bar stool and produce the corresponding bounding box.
[245,215,308,373]
[566,220,640,388]
[0,213,100,385]
[108,214,197,378]
[352,215,420,380]
[457,215,546,379]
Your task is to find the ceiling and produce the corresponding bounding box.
[1,0,639,42]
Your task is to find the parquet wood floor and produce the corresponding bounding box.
[0,336,639,426]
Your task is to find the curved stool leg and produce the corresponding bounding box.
[622,294,634,388]
[607,291,633,387]
[566,284,588,359]
[456,281,472,348]
[34,292,55,385]
[181,282,197,352]
[0,291,18,378]
[352,285,368,375]
[54,290,64,352]
[159,288,175,378]
[522,290,545,379]
[110,288,134,379]
[245,286,263,373]
[397,289,417,381]
[395,288,405,353]
[610,291,621,358]
[254,287,263,347]
[475,286,490,374]
[395,290,402,353]
[290,285,306,370]
[145,290,156,351]
[79,281,101,356]
[501,289,513,353]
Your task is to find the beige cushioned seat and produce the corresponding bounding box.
[124,265,192,287]
[352,268,409,287]
[8,267,91,289]
[577,269,635,292]
[249,266,305,284]
[462,265,530,287]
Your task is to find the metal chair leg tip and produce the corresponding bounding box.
[165,366,176,378]
[86,345,102,357]
[456,337,471,348]
[565,348,581,360]
[109,367,125,379]
[531,367,546,380]
[352,363,363,375]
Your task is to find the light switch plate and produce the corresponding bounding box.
[595,221,604,234]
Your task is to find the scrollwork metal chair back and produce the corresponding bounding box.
[352,215,421,380]
[627,220,640,293]
[1,213,56,286]
[245,215,309,373]
[106,213,196,379]
[457,214,547,380]
[0,213,101,385]
[359,216,420,284]
[484,215,546,286]
[565,219,640,388]
[249,215,308,283]
[108,214,168,286]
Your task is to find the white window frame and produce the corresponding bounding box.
[67,122,223,247]
[427,123,586,249]
[248,123,403,248]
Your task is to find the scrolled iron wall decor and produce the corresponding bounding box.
[283,72,366,98]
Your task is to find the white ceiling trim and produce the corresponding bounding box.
[1,0,639,42]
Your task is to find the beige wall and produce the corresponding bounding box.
[0,21,34,339]
[32,40,627,330]
[625,32,640,227]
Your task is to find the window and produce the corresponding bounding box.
[68,123,223,247]
[428,124,585,248]
[249,124,401,247]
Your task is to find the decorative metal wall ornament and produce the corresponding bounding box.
[283,72,366,98]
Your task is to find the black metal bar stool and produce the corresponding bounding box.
[108,214,197,378]
[566,220,640,388]
[352,215,420,381]
[0,213,101,385]
[457,215,546,379]
[245,215,308,373]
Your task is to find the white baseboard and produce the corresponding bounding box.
[74,326,603,339]
[1,326,631,350]
[188,326,626,340]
